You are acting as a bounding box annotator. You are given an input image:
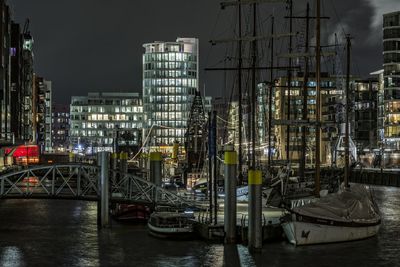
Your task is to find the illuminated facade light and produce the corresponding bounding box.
[142,38,199,147]
[382,11,400,149]
[69,92,143,154]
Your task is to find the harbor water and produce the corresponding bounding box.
[0,185,399,267]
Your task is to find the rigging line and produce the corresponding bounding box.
[195,129,208,172]
[328,0,347,37]
[224,73,236,142]
[257,9,270,82]
[243,59,252,161]
[227,36,237,88]
[207,55,235,69]
[217,115,236,125]
[129,123,175,161]
[205,9,223,69]
[268,14,278,82]
[244,5,253,37]
[321,53,334,73]
[291,14,306,161]
[275,3,290,76]
[222,42,238,139]
[350,41,362,79]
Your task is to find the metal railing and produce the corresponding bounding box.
[109,170,196,207]
[0,164,195,208]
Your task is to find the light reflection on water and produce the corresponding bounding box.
[0,246,23,267]
[0,186,398,266]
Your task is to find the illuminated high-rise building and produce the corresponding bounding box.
[52,103,70,152]
[142,38,199,150]
[383,11,400,150]
[69,92,143,154]
[33,76,52,153]
[0,2,11,141]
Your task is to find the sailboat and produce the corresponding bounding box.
[281,183,381,245]
[281,0,381,245]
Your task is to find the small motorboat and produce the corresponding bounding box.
[281,184,381,245]
[147,207,194,239]
[112,204,150,222]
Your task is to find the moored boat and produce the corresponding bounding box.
[281,184,381,245]
[147,209,194,239]
[112,204,150,222]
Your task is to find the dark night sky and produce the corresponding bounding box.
[7,0,399,104]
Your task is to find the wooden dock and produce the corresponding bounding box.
[351,168,400,187]
[192,205,285,243]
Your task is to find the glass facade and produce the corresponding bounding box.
[52,104,70,152]
[34,76,52,153]
[353,80,378,151]
[383,11,400,146]
[69,92,143,154]
[274,75,338,164]
[257,83,271,146]
[142,38,199,146]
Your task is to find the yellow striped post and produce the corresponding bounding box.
[150,152,162,187]
[119,152,128,175]
[248,169,263,251]
[248,170,262,185]
[224,151,238,165]
[224,147,237,243]
[150,152,162,161]
[172,142,179,160]
[119,152,128,160]
[111,153,118,181]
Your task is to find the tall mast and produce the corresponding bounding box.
[268,16,274,168]
[344,34,351,188]
[315,0,321,195]
[286,0,293,161]
[213,0,291,172]
[300,3,310,179]
[249,1,262,252]
[251,2,257,168]
[238,0,243,184]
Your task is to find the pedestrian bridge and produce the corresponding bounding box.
[0,164,194,208]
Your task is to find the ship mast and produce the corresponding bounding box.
[300,3,310,179]
[251,2,257,169]
[286,0,293,161]
[237,0,244,184]
[344,34,351,188]
[268,16,274,168]
[315,0,321,195]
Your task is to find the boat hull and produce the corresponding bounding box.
[282,221,380,245]
[147,222,194,239]
[112,204,150,222]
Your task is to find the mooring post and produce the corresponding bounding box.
[248,169,262,251]
[69,151,74,174]
[98,151,110,228]
[119,152,128,175]
[224,145,237,244]
[111,152,118,182]
[69,151,74,163]
[119,152,128,194]
[1,175,4,195]
[150,152,162,203]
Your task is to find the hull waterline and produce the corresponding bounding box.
[282,221,380,245]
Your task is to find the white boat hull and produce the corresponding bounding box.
[282,221,380,246]
[147,222,194,239]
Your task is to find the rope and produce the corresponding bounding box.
[129,124,174,161]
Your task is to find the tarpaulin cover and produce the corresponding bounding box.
[292,184,380,223]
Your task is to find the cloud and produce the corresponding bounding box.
[367,0,399,28]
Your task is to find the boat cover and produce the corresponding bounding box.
[292,184,380,223]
